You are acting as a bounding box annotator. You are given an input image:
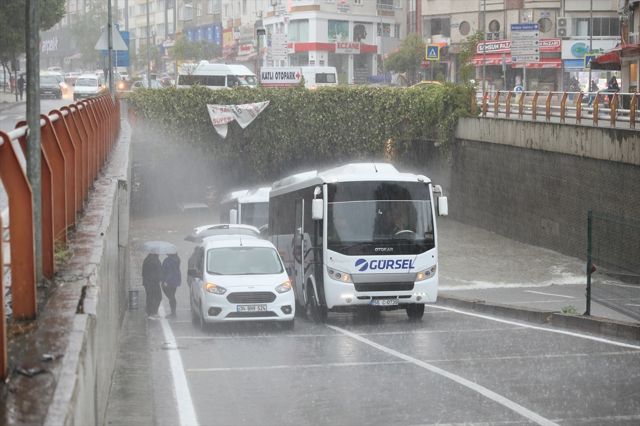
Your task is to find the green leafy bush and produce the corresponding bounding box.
[127,85,471,184]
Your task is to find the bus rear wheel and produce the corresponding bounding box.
[406,303,425,321]
[306,285,327,324]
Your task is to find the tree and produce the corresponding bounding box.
[457,30,484,84]
[384,33,426,85]
[0,0,65,72]
[171,35,220,64]
[70,1,107,69]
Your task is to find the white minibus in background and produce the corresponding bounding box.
[177,61,257,89]
[219,187,271,229]
[259,66,338,89]
[268,163,448,322]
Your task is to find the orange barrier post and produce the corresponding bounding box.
[0,213,6,380]
[593,94,600,126]
[60,106,84,214]
[576,93,583,124]
[0,131,36,320]
[50,110,77,229]
[610,93,618,127]
[560,92,568,123]
[545,92,552,122]
[482,91,488,117]
[518,92,525,118]
[493,91,500,117]
[532,92,539,121]
[505,91,513,118]
[74,104,92,199]
[40,115,68,243]
[630,93,637,129]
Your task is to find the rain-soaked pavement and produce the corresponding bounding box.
[105,212,640,426]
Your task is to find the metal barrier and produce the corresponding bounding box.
[476,90,639,130]
[0,94,120,379]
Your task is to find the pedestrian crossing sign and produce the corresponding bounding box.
[584,54,596,68]
[426,45,440,61]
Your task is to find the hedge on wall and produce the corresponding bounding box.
[127,84,472,184]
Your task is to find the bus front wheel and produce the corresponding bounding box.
[406,304,425,321]
[306,284,327,324]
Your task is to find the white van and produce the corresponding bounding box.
[176,61,257,89]
[259,66,338,89]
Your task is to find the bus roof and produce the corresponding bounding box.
[226,64,255,76]
[238,186,270,203]
[220,189,249,204]
[270,163,431,197]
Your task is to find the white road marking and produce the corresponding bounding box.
[158,306,199,426]
[625,303,640,307]
[431,306,640,350]
[328,324,559,426]
[187,360,407,373]
[600,281,640,289]
[524,290,574,299]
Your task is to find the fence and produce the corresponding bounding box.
[477,90,639,130]
[0,94,120,379]
[586,210,640,321]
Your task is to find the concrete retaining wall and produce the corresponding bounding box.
[449,118,640,267]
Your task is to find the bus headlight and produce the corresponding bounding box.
[204,282,226,295]
[415,265,437,282]
[327,267,352,283]
[276,280,292,293]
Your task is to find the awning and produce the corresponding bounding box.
[511,58,562,69]
[591,51,621,70]
[471,53,511,66]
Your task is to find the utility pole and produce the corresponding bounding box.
[108,0,114,94]
[482,0,486,91]
[588,0,593,87]
[26,0,42,287]
[146,0,151,87]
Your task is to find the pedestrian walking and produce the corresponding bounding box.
[162,253,181,319]
[587,80,598,107]
[142,253,163,317]
[17,74,25,101]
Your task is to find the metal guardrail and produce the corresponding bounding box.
[475,90,639,130]
[0,94,120,379]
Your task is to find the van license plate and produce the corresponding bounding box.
[370,298,398,306]
[237,304,267,312]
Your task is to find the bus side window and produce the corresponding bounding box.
[207,75,226,87]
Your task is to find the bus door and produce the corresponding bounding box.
[293,199,305,302]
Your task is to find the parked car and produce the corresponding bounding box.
[73,74,106,100]
[188,235,295,330]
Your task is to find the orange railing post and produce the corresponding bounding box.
[493,91,500,117]
[59,107,83,215]
[576,93,583,124]
[593,93,600,126]
[50,110,77,229]
[0,212,6,380]
[0,131,36,320]
[505,91,513,118]
[630,92,637,129]
[610,93,618,127]
[518,91,525,118]
[545,92,552,122]
[40,115,68,243]
[560,92,568,123]
[482,91,489,117]
[532,92,539,121]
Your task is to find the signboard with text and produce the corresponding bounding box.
[335,42,360,54]
[510,23,540,63]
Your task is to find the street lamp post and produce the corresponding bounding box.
[482,0,486,92]
[588,0,593,88]
[146,0,151,87]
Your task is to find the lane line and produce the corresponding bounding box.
[626,303,640,307]
[158,306,199,426]
[187,360,407,373]
[600,281,640,289]
[431,306,640,350]
[328,324,559,426]
[524,290,574,299]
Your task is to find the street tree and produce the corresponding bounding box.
[70,1,107,69]
[457,30,484,84]
[384,33,426,85]
[0,0,65,74]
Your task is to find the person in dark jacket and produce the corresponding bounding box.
[142,253,163,317]
[17,74,25,100]
[162,253,181,318]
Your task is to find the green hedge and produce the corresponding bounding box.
[127,84,472,184]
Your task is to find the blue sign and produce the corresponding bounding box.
[186,24,222,45]
[511,23,539,31]
[426,45,440,60]
[584,55,596,68]
[355,258,415,272]
[100,30,129,67]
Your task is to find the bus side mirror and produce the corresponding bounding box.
[438,196,448,216]
[229,209,238,224]
[312,199,323,220]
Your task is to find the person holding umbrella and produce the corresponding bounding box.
[142,253,163,318]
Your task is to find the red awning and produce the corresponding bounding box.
[511,58,562,69]
[620,43,640,57]
[471,54,511,66]
[591,51,621,70]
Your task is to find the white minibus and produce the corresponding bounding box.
[268,163,448,322]
[219,187,271,229]
[177,61,257,89]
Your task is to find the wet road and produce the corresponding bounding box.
[0,97,70,133]
[107,212,640,426]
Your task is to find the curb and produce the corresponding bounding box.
[437,294,640,341]
[0,100,24,113]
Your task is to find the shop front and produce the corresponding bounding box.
[473,38,561,91]
[561,38,619,90]
[288,42,377,84]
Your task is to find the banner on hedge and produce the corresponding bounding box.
[206,101,270,138]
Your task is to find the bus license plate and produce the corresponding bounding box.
[370,298,398,306]
[237,304,267,312]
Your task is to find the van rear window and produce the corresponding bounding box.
[178,74,226,87]
[316,73,336,84]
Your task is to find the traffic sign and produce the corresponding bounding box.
[426,45,440,61]
[512,54,540,62]
[510,22,540,64]
[584,54,596,68]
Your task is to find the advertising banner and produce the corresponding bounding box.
[206,101,270,139]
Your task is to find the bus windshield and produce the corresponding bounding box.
[241,202,268,228]
[327,182,434,255]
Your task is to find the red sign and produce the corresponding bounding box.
[335,42,361,54]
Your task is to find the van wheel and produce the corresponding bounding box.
[306,284,327,324]
[406,304,425,321]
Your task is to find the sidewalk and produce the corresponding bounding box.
[0,91,24,112]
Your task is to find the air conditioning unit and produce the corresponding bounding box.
[630,32,639,44]
[556,17,571,37]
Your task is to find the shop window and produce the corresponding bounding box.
[459,21,470,36]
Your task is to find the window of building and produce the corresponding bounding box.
[459,21,470,36]
[573,17,620,37]
[423,17,451,37]
[288,19,309,42]
[328,20,349,42]
[376,0,394,10]
[394,24,401,38]
[538,17,552,33]
[353,0,363,5]
[377,23,391,37]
